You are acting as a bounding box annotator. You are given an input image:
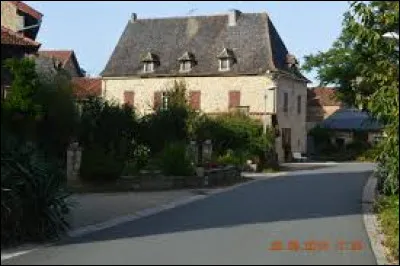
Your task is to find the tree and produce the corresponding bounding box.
[302,1,399,194]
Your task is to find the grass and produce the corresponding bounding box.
[262,167,280,173]
[375,195,399,263]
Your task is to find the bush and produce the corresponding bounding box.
[80,145,125,181]
[78,97,138,181]
[216,150,243,166]
[158,142,195,176]
[1,129,72,247]
[193,112,275,168]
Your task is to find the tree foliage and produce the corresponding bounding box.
[302,1,399,194]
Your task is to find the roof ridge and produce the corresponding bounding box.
[133,11,266,21]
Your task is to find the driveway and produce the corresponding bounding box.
[2,163,377,265]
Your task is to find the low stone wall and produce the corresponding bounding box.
[119,166,242,191]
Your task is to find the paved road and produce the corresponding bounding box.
[3,163,377,265]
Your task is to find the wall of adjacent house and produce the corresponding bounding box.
[102,76,276,116]
[1,2,22,32]
[368,131,383,145]
[275,76,308,161]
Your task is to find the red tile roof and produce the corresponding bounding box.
[307,87,342,107]
[38,50,74,67]
[71,77,102,99]
[1,26,41,47]
[11,1,43,20]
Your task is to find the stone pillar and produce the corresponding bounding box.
[67,142,82,182]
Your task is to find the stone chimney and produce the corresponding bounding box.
[131,13,137,23]
[228,9,241,26]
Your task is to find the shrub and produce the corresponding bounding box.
[158,142,195,176]
[80,145,125,181]
[77,97,138,181]
[1,128,72,247]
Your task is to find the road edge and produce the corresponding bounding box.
[362,171,390,265]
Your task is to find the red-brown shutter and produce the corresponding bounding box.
[153,91,162,110]
[124,91,134,107]
[229,90,241,108]
[189,91,201,110]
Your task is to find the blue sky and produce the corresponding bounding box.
[28,1,348,85]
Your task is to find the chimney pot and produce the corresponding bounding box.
[228,9,241,26]
[131,13,137,23]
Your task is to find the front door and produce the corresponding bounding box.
[281,128,292,162]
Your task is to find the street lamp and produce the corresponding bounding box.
[382,32,399,40]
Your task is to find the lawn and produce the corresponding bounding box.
[375,195,399,264]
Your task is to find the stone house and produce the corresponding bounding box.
[36,50,85,78]
[101,10,310,162]
[1,1,42,97]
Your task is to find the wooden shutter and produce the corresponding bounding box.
[124,91,134,107]
[189,91,201,110]
[229,90,241,108]
[153,91,162,110]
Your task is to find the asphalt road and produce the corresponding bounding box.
[3,163,377,265]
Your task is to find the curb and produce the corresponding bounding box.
[362,172,390,265]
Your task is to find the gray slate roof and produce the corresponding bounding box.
[320,108,383,131]
[101,11,308,80]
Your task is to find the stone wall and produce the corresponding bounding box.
[1,2,22,32]
[102,76,276,116]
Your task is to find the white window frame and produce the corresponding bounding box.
[161,91,169,111]
[219,58,230,71]
[143,62,154,73]
[180,61,192,72]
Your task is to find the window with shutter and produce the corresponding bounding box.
[229,90,241,108]
[189,91,201,110]
[124,91,134,107]
[283,92,289,113]
[297,95,301,114]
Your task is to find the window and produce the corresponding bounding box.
[283,92,288,113]
[297,95,301,114]
[161,92,169,110]
[180,61,192,72]
[1,86,10,100]
[219,59,230,71]
[124,91,134,107]
[189,91,201,110]
[143,62,154,73]
[229,90,241,108]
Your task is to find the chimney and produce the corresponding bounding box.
[228,9,241,26]
[131,13,137,23]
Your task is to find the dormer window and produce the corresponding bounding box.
[217,48,236,72]
[178,51,195,73]
[143,62,154,73]
[141,52,159,73]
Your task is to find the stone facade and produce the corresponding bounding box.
[102,74,308,162]
[102,76,276,116]
[1,2,22,32]
[274,76,308,161]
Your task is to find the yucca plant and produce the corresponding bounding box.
[1,128,73,247]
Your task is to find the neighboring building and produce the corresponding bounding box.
[71,77,102,100]
[306,87,343,132]
[1,1,42,97]
[36,50,85,78]
[319,108,383,147]
[101,10,310,162]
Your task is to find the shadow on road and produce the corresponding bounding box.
[58,169,373,247]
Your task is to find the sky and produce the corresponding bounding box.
[28,1,349,85]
